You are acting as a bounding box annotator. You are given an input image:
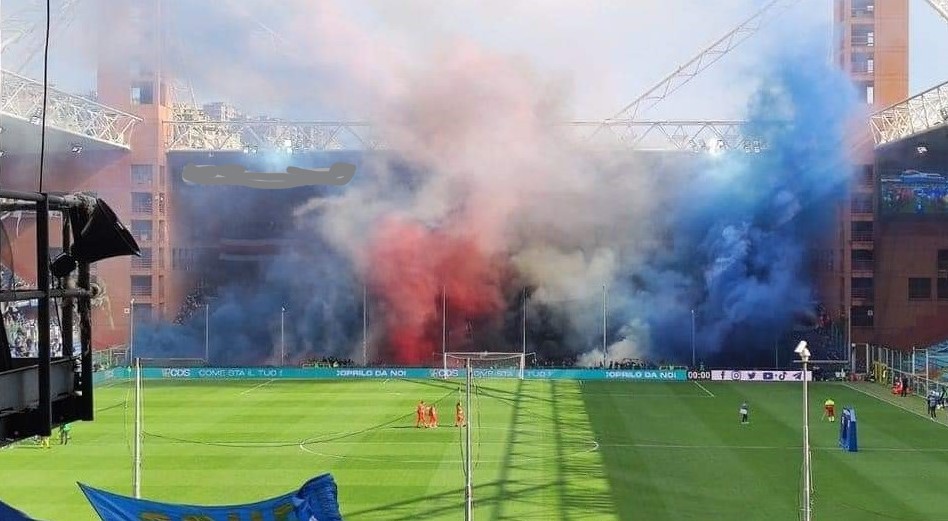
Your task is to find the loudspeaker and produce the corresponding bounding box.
[50,199,140,278]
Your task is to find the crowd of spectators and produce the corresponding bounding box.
[302,356,355,368]
[1,266,66,358]
[173,287,207,324]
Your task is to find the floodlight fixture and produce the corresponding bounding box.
[50,198,141,278]
[794,340,808,354]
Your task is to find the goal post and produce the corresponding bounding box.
[443,351,526,379]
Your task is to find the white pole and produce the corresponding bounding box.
[363,285,368,367]
[691,309,696,368]
[927,349,931,397]
[133,358,142,498]
[602,285,607,367]
[280,307,285,366]
[129,298,135,364]
[464,357,474,521]
[521,288,526,380]
[204,303,209,364]
[802,353,811,521]
[442,286,447,373]
[847,303,853,372]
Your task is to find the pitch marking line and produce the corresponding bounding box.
[693,381,715,397]
[843,383,948,429]
[240,379,275,395]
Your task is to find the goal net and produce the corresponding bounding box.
[443,351,526,379]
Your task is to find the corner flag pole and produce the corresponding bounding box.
[133,358,142,498]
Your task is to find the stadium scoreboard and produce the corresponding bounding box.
[687,370,712,381]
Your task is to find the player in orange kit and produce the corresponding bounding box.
[455,402,466,427]
[415,401,426,428]
[427,405,438,428]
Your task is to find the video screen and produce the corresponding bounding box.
[880,170,948,215]
[2,300,80,358]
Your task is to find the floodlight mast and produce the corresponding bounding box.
[795,341,812,521]
[464,357,474,521]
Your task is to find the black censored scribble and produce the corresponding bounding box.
[182,162,356,189]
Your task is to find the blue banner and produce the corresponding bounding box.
[94,367,688,382]
[0,499,40,520]
[79,473,341,521]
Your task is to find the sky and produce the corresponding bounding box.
[2,0,948,121]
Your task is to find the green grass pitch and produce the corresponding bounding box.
[2,378,948,520]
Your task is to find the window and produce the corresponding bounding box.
[852,278,874,300]
[131,82,154,104]
[867,85,874,105]
[939,278,948,300]
[867,31,874,46]
[159,165,166,187]
[909,278,932,300]
[938,250,948,274]
[132,192,153,214]
[852,0,874,16]
[131,164,154,186]
[172,248,195,271]
[852,53,874,74]
[158,247,165,269]
[132,247,153,269]
[131,275,152,297]
[852,306,874,327]
[157,193,166,215]
[858,164,874,188]
[130,219,153,241]
[852,221,873,242]
[852,250,873,272]
[851,194,873,213]
[132,303,152,323]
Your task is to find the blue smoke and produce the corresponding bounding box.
[614,39,859,366]
[133,152,368,365]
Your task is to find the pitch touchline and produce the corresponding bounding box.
[239,379,275,395]
[843,383,948,429]
[693,381,715,397]
[598,442,948,452]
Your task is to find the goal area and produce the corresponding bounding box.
[443,351,526,379]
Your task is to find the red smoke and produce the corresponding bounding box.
[365,215,508,365]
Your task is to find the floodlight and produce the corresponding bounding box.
[71,144,83,154]
[917,145,928,155]
[50,198,141,278]
[794,340,810,358]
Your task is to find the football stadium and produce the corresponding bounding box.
[5,0,948,519]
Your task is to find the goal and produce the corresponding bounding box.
[443,351,526,379]
[444,352,529,520]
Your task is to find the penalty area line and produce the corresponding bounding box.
[240,379,275,395]
[693,381,715,397]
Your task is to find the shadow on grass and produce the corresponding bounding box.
[344,379,615,520]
